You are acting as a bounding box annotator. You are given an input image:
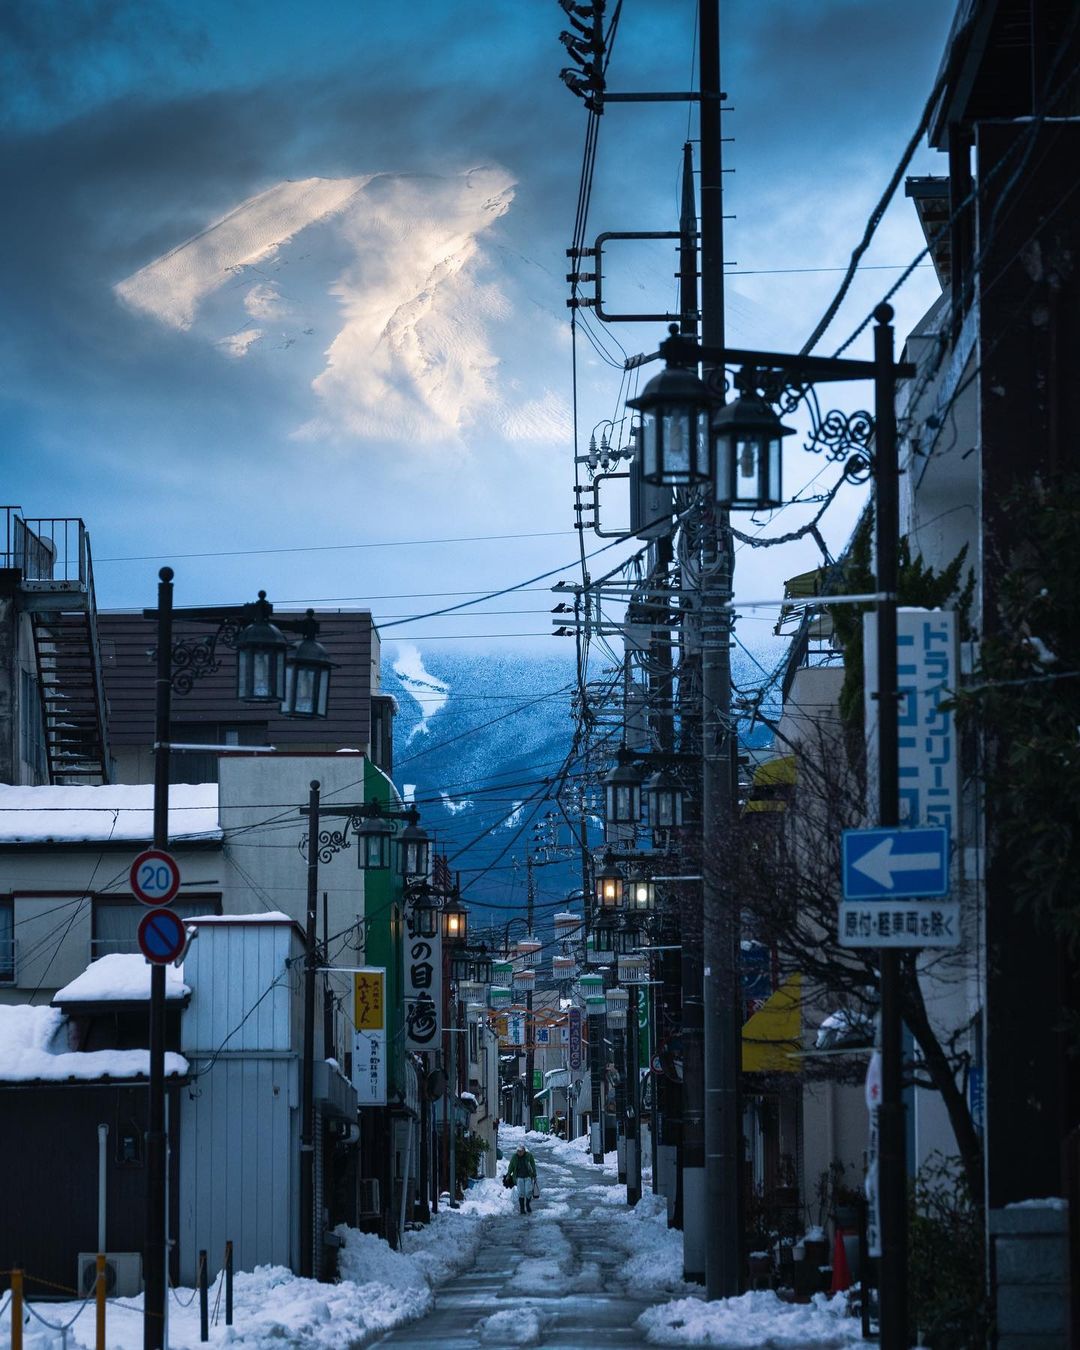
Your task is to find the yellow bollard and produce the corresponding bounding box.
[11,1267,23,1350]
[96,1252,107,1350]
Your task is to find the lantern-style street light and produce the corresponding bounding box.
[399,811,431,880]
[595,855,624,911]
[614,913,645,956]
[280,610,333,718]
[604,746,644,830]
[356,813,394,871]
[442,892,469,946]
[711,389,793,511]
[409,885,441,940]
[627,364,713,486]
[624,878,656,913]
[235,591,291,703]
[645,769,685,831]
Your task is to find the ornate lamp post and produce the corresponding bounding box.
[141,574,341,1347]
[625,305,913,1323]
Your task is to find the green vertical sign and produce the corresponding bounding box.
[637,987,649,1070]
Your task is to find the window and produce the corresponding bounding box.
[0,899,13,983]
[168,722,267,784]
[91,895,221,960]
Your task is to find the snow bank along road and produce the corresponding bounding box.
[8,1128,859,1347]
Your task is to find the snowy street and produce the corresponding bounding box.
[376,1129,664,1348]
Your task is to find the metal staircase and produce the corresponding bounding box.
[4,514,113,784]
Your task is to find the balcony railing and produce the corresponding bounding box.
[1,508,88,590]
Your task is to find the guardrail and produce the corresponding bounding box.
[2,511,89,587]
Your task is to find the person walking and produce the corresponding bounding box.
[506,1143,538,1215]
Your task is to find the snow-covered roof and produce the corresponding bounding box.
[186,911,293,924]
[0,783,220,844]
[53,953,190,1005]
[0,1004,188,1084]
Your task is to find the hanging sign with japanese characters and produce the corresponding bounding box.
[847,609,962,948]
[838,901,960,948]
[404,913,441,1052]
[864,609,960,835]
[352,968,386,1106]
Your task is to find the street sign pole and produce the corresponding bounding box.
[873,310,909,1350]
[145,565,173,1350]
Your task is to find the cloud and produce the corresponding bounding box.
[115,175,371,330]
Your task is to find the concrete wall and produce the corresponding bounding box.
[0,840,221,1003]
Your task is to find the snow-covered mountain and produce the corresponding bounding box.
[381,644,777,916]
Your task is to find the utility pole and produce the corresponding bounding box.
[144,566,173,1350]
[698,0,742,1301]
[626,983,642,1205]
[873,308,909,1349]
[525,855,536,1132]
[299,780,320,1279]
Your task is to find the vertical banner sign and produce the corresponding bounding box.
[864,609,959,834]
[567,1006,583,1071]
[352,968,387,1107]
[506,1011,526,1047]
[637,988,650,1071]
[404,910,441,1052]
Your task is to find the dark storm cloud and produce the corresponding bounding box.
[0,0,207,127]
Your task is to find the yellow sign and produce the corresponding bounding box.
[742,973,802,1073]
[354,969,385,1032]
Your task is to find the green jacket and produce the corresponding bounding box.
[507,1149,537,1181]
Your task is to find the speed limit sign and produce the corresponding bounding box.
[129,848,182,907]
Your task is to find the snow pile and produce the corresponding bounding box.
[335,1226,428,1291]
[4,1261,430,1350]
[1005,1197,1068,1211]
[0,1005,188,1084]
[401,1177,515,1285]
[477,1306,553,1345]
[605,1191,700,1298]
[0,783,219,843]
[54,953,190,1004]
[638,1290,862,1347]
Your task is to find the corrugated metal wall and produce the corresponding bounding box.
[178,1056,298,1285]
[182,922,297,1054]
[179,921,302,1283]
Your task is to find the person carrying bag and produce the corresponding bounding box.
[506,1144,538,1214]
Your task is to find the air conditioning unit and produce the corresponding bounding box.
[357,1178,381,1217]
[77,1252,143,1299]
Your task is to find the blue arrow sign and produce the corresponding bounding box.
[842,826,949,900]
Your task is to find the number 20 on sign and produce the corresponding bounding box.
[129,848,182,907]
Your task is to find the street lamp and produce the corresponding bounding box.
[711,389,793,511]
[235,591,290,703]
[595,855,624,911]
[627,363,713,486]
[604,746,643,829]
[356,813,394,871]
[645,769,685,831]
[442,892,469,946]
[624,878,656,913]
[280,610,333,718]
[409,885,441,940]
[399,811,431,880]
[614,913,645,956]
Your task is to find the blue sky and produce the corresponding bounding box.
[2,0,955,656]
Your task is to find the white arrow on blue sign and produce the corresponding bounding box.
[841,826,949,900]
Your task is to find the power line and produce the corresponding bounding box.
[95,529,578,564]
